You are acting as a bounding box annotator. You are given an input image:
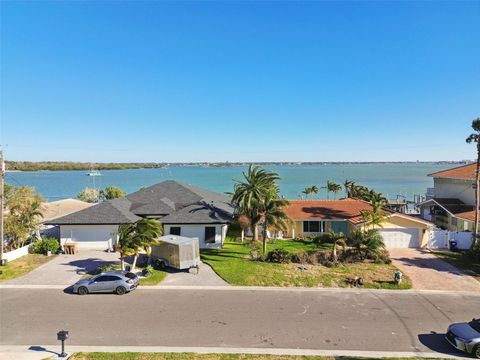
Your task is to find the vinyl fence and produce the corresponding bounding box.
[2,244,30,262]
[428,230,473,250]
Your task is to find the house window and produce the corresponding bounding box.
[451,217,457,226]
[170,227,181,236]
[205,227,216,243]
[303,221,324,233]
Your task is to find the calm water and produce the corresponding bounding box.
[5,163,450,201]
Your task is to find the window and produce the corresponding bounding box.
[109,276,121,281]
[205,227,216,243]
[170,227,181,236]
[94,276,110,282]
[451,217,457,226]
[303,221,324,233]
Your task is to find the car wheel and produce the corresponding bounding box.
[77,286,88,295]
[115,286,127,295]
[473,345,480,359]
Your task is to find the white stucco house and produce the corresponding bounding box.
[44,181,233,250]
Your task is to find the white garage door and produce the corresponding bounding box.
[378,228,420,248]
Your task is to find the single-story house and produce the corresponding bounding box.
[41,198,93,222]
[44,180,233,250]
[283,198,433,248]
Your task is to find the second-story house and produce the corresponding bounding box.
[419,163,475,231]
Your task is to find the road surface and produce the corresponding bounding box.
[1,287,479,356]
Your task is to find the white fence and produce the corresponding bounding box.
[2,244,30,262]
[429,230,473,250]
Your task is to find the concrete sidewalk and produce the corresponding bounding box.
[0,345,462,359]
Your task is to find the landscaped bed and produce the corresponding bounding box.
[86,263,168,286]
[201,239,411,289]
[0,254,55,282]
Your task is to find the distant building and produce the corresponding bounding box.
[419,163,475,231]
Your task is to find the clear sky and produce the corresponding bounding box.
[1,1,479,163]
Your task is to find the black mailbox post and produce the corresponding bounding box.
[57,330,69,357]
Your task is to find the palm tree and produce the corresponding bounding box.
[301,185,319,199]
[232,165,279,241]
[466,117,480,250]
[344,180,355,198]
[118,219,163,271]
[261,195,290,254]
[328,230,346,262]
[325,181,342,199]
[347,228,385,260]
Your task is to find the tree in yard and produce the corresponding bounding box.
[325,180,342,200]
[344,180,355,198]
[260,194,290,254]
[100,186,126,200]
[328,230,346,262]
[4,186,44,249]
[77,187,100,203]
[117,218,163,271]
[232,165,280,241]
[466,117,480,251]
[237,215,251,243]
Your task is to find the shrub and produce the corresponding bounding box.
[29,237,60,255]
[266,249,291,263]
[92,264,118,275]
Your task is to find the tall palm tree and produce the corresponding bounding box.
[325,181,342,200]
[261,195,290,254]
[466,117,480,250]
[301,185,319,199]
[344,180,355,198]
[117,224,137,271]
[232,165,280,241]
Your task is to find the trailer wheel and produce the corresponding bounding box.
[155,259,166,270]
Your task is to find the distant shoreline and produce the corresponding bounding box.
[4,160,471,172]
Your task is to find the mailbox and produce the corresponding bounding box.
[57,330,69,341]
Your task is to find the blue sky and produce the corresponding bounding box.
[1,1,479,162]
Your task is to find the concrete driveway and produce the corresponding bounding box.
[161,261,228,286]
[389,248,480,292]
[5,250,119,286]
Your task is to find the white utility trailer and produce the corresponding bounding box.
[151,235,200,270]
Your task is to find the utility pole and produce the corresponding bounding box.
[0,148,4,265]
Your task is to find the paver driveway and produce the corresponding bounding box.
[389,248,480,292]
[5,250,119,286]
[161,261,228,286]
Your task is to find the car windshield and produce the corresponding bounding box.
[469,320,480,332]
[124,272,137,279]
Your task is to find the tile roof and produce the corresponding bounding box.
[285,199,379,225]
[284,198,431,226]
[46,180,233,225]
[454,210,475,222]
[428,163,477,180]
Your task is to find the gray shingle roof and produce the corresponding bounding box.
[46,180,233,225]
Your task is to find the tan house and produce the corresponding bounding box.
[419,163,475,232]
[283,198,432,248]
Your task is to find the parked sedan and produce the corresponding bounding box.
[446,318,480,358]
[73,270,139,295]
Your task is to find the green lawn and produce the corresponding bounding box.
[432,250,480,281]
[70,353,436,360]
[201,240,411,289]
[0,254,55,282]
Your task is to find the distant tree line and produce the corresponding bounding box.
[5,161,169,172]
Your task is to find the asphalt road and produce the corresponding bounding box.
[1,287,479,356]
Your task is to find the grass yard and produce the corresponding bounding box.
[70,353,436,360]
[0,254,54,282]
[201,240,411,289]
[432,250,480,281]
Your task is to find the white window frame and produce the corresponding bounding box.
[303,220,325,233]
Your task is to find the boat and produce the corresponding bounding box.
[86,170,102,177]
